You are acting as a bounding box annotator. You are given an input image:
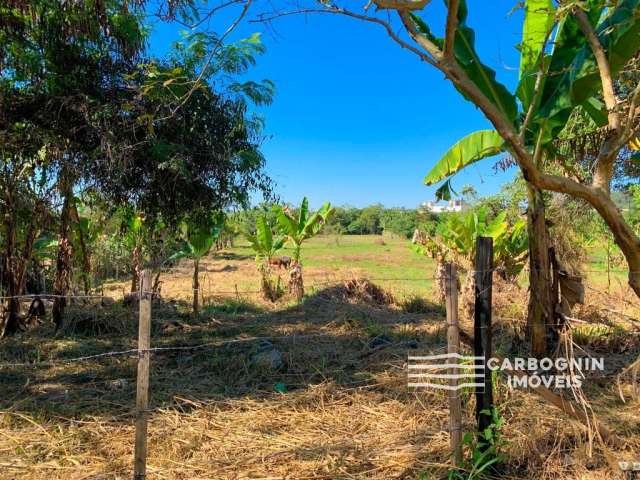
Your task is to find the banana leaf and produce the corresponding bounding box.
[425,130,505,185]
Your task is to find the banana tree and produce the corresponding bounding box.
[415,208,528,317]
[70,198,102,295]
[421,11,554,355]
[274,197,335,300]
[121,210,145,293]
[245,214,285,301]
[170,213,225,315]
[31,234,59,293]
[368,0,640,356]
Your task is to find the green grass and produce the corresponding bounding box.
[228,234,635,298]
[230,234,436,297]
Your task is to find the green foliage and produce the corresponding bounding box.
[425,130,505,197]
[320,205,436,238]
[416,206,529,275]
[32,235,58,261]
[628,184,640,230]
[451,1,519,125]
[245,214,285,262]
[448,407,507,480]
[436,208,509,259]
[517,0,555,110]
[171,212,225,262]
[536,0,640,144]
[419,0,640,204]
[274,198,335,262]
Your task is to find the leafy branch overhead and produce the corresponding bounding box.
[348,0,640,296]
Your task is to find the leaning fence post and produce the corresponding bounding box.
[474,236,494,443]
[445,262,462,466]
[134,270,152,480]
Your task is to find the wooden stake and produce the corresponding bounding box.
[474,237,494,442]
[134,270,151,480]
[445,262,462,466]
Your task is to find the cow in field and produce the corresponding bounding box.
[269,256,292,270]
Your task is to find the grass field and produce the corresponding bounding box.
[1,235,639,479]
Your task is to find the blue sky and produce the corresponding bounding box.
[149,1,524,208]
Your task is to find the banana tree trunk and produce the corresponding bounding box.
[259,263,277,301]
[461,267,475,321]
[130,245,141,293]
[526,184,554,358]
[289,261,304,301]
[434,258,447,304]
[193,258,200,315]
[52,175,74,331]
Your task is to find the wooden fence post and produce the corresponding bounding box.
[474,237,494,442]
[134,270,152,480]
[445,262,462,466]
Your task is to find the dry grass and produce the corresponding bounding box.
[1,237,640,479]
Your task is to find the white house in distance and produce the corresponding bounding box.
[421,199,465,213]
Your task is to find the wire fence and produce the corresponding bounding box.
[2,255,640,478]
[1,276,638,371]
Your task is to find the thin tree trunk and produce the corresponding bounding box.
[193,258,200,315]
[71,204,91,294]
[526,184,554,358]
[52,175,74,331]
[131,245,140,293]
[2,209,20,336]
[2,198,43,336]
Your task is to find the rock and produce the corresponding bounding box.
[258,339,274,352]
[252,348,283,371]
[406,339,419,349]
[106,378,128,391]
[368,335,392,349]
[101,296,116,307]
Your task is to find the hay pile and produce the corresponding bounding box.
[318,278,395,306]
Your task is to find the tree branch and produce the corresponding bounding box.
[575,8,620,192]
[252,7,438,67]
[443,0,459,58]
[373,0,431,9]
[622,81,640,140]
[575,9,619,131]
[397,11,443,62]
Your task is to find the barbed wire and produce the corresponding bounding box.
[0,333,338,369]
[0,293,106,301]
[0,277,443,301]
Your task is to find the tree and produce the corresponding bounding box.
[1,0,147,330]
[171,212,225,315]
[415,207,528,316]
[1,1,274,331]
[274,198,334,300]
[259,0,640,355]
[0,151,53,336]
[246,214,286,301]
[91,32,275,223]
